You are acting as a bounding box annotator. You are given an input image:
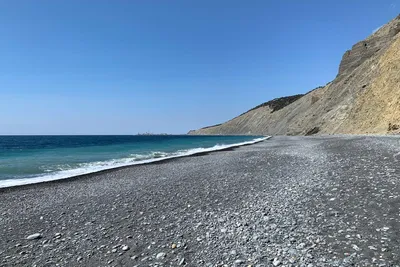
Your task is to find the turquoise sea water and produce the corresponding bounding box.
[0,135,266,187]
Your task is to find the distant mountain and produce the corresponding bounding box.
[189,15,400,136]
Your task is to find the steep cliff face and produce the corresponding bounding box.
[189,15,400,136]
[338,34,400,134]
[338,17,400,77]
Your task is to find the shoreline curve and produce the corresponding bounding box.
[0,136,271,190]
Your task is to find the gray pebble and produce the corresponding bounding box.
[26,233,42,240]
[273,258,281,266]
[156,252,166,259]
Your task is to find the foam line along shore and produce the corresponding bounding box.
[0,136,270,188]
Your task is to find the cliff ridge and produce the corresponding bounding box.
[189,15,400,136]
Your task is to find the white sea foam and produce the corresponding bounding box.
[0,136,270,188]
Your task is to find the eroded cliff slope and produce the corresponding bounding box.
[189,15,400,136]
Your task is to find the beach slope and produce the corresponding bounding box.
[1,136,400,266]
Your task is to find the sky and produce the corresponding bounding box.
[0,1,399,135]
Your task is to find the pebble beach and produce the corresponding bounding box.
[1,135,400,266]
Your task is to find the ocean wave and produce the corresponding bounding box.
[129,151,169,160]
[0,136,270,188]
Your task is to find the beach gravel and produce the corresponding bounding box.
[0,135,400,266]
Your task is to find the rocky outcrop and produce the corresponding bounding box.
[189,15,400,136]
[338,15,400,77]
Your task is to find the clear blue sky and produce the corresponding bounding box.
[0,1,398,134]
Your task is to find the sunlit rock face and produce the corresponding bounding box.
[189,15,400,136]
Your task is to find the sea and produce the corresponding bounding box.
[0,135,267,188]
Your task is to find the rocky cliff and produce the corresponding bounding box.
[189,15,400,136]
